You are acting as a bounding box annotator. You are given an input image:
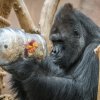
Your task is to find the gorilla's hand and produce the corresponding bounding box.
[1,58,40,80]
[1,56,65,80]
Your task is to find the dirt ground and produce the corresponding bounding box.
[2,0,100,96]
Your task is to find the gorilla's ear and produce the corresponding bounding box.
[60,3,74,19]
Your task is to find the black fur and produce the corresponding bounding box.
[3,3,100,100]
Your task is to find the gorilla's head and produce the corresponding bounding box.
[50,3,100,71]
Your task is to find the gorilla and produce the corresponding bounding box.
[1,3,100,100]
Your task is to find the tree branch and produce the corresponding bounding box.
[39,0,60,35]
[13,0,39,33]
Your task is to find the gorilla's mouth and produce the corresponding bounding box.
[50,48,62,64]
[51,52,64,65]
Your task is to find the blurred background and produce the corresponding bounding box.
[2,0,100,96]
[9,0,100,27]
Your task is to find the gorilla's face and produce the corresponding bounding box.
[50,4,86,70]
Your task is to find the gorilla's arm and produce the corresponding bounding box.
[9,43,99,100]
[7,57,65,80]
[10,57,75,100]
[23,74,75,100]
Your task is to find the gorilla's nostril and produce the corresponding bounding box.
[53,49,57,53]
[52,50,55,54]
[51,49,56,55]
[53,50,57,54]
[52,47,59,55]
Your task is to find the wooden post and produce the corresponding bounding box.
[39,0,60,50]
[0,0,14,28]
[0,0,14,96]
[39,0,60,35]
[94,45,100,100]
[0,0,12,94]
[0,0,15,18]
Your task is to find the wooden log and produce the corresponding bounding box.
[39,0,60,35]
[0,0,15,18]
[13,0,39,33]
[94,45,100,100]
[39,0,60,51]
